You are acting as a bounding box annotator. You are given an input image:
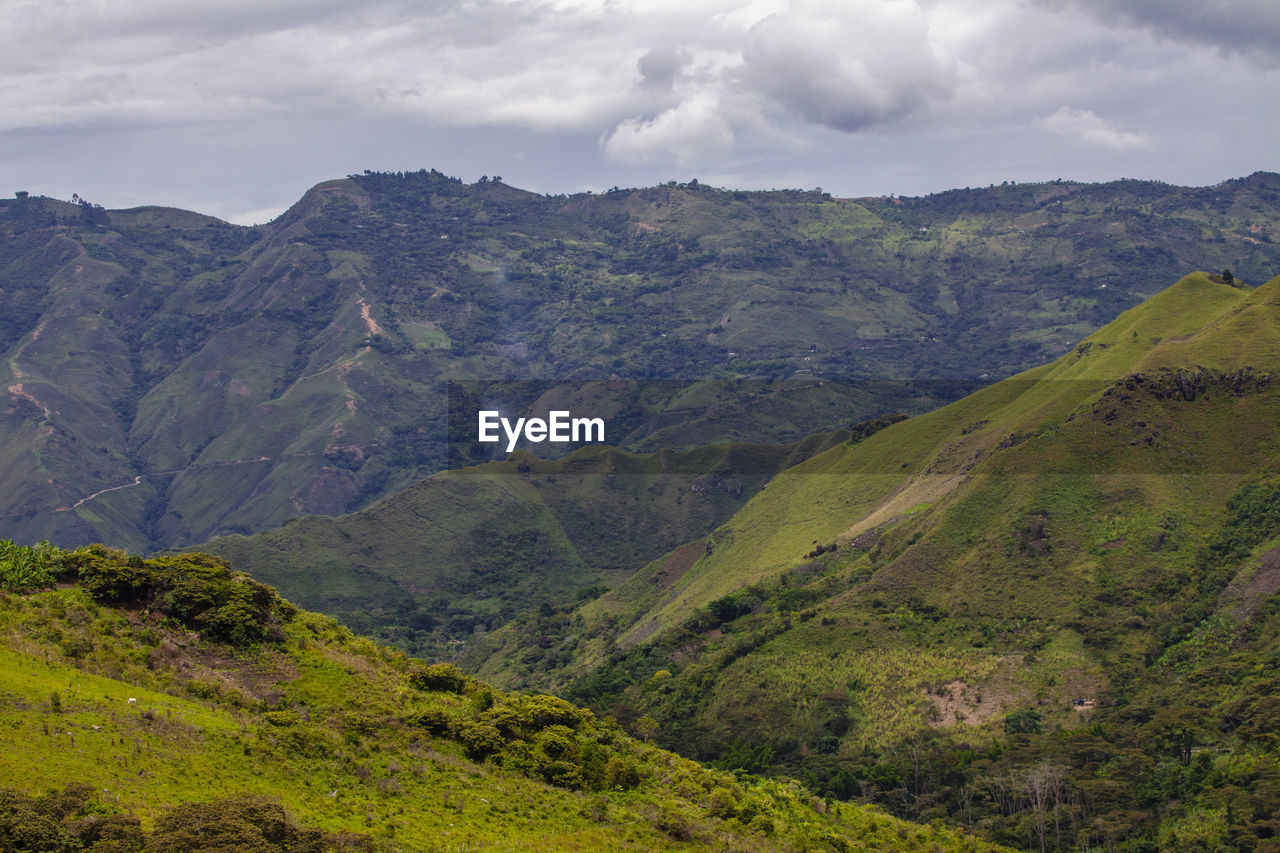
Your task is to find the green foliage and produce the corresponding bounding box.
[146,797,330,853]
[0,553,1005,852]
[0,540,63,592]
[407,663,469,693]
[72,546,292,646]
[1003,708,1043,734]
[845,413,909,446]
[0,788,80,853]
[404,708,452,736]
[455,722,503,760]
[1205,476,1280,571]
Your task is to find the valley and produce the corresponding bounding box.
[3,171,1280,850]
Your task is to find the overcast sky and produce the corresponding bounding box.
[3,0,1277,224]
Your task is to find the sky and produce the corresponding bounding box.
[2,0,1278,225]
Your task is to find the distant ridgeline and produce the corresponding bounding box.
[0,539,1007,852]
[2,172,1279,550]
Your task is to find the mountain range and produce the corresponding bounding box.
[4,171,1279,552]
[5,170,1280,849]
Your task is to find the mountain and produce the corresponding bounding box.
[462,273,1280,850]
[204,431,850,658]
[4,172,1280,551]
[0,540,1006,852]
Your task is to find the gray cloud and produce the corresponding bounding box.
[2,0,1277,216]
[1041,0,1280,61]
[738,0,956,131]
[637,46,693,92]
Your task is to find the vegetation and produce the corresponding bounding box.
[465,274,1280,850]
[0,540,62,592]
[205,434,848,658]
[4,172,1280,552]
[0,544,1002,851]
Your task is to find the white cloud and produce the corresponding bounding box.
[225,204,289,226]
[1039,107,1150,150]
[603,92,735,165]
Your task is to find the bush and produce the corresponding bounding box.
[0,540,60,592]
[605,756,641,790]
[705,787,739,819]
[520,694,585,730]
[77,547,156,602]
[1004,708,1044,734]
[75,549,291,647]
[457,722,505,760]
[405,708,453,736]
[68,813,144,852]
[0,795,78,852]
[147,797,327,853]
[408,663,469,693]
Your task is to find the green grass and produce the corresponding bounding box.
[474,273,1280,849]
[0,563,1008,851]
[205,433,849,659]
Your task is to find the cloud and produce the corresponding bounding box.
[1039,107,1150,150]
[225,204,290,226]
[738,0,956,131]
[637,46,693,92]
[602,92,735,165]
[1037,0,1280,61]
[2,0,1276,204]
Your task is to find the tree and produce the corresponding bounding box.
[1022,762,1066,853]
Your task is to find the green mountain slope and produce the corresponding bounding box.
[469,273,1280,850]
[204,432,848,658]
[4,173,1280,550]
[0,542,1005,852]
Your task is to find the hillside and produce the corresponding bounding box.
[466,273,1280,850]
[0,541,1005,852]
[204,432,849,658]
[3,172,1280,550]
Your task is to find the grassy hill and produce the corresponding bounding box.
[467,273,1280,850]
[3,172,1280,550]
[204,432,848,658]
[0,541,1005,852]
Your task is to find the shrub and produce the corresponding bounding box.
[68,813,144,852]
[264,710,300,727]
[408,663,469,693]
[0,540,60,592]
[1004,708,1044,734]
[405,708,453,736]
[605,756,641,790]
[76,549,290,647]
[457,722,504,760]
[147,797,327,853]
[77,547,156,602]
[520,694,585,730]
[705,787,739,819]
[0,787,82,853]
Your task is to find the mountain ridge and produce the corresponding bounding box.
[456,272,1280,848]
[4,171,1280,550]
